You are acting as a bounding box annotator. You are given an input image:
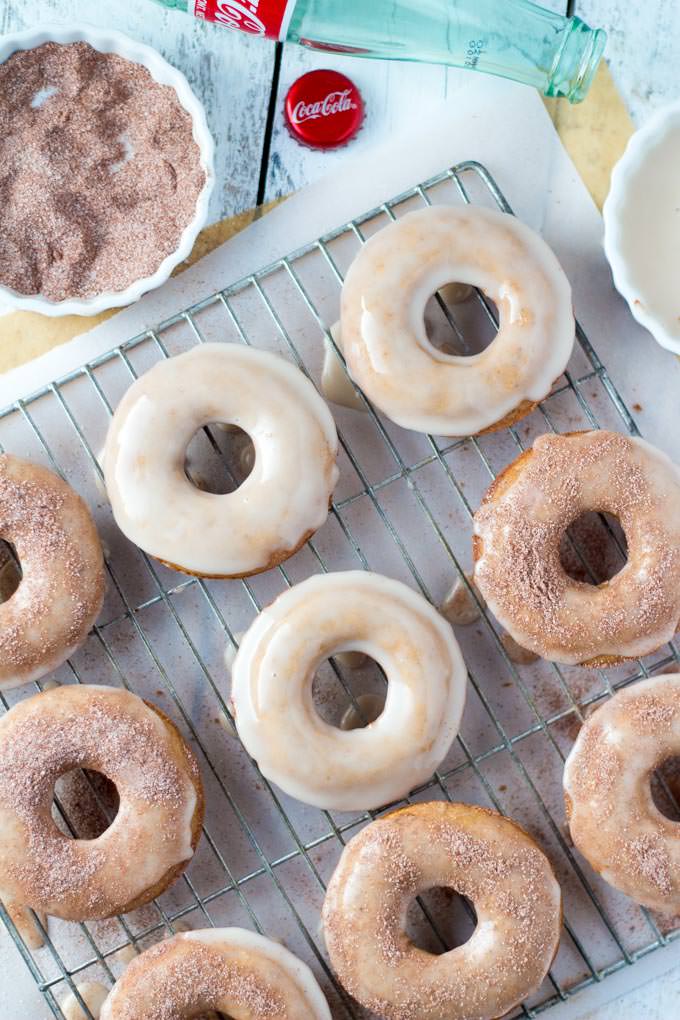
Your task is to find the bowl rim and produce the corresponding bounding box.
[602,97,680,356]
[0,23,215,318]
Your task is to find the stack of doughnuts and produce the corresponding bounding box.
[5,203,680,1020]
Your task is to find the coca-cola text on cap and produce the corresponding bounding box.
[284,69,364,150]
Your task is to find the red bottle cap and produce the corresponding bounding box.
[284,69,364,150]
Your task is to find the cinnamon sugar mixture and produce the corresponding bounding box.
[0,41,205,301]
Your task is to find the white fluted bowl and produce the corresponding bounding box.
[0,24,214,317]
[603,100,680,356]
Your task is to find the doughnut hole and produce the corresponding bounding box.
[184,424,255,495]
[311,652,387,729]
[651,757,680,822]
[405,886,477,954]
[0,540,22,603]
[559,511,628,585]
[52,768,119,840]
[424,284,498,357]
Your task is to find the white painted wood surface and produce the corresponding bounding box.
[1,0,678,1017]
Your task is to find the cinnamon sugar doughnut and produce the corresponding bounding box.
[0,454,105,690]
[0,684,203,921]
[231,571,467,811]
[473,431,680,666]
[103,343,339,578]
[322,802,562,1020]
[564,674,680,912]
[100,928,331,1019]
[340,205,574,437]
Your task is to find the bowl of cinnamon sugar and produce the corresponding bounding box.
[0,24,214,316]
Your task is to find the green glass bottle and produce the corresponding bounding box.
[153,0,606,103]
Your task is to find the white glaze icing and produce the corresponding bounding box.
[340,205,574,436]
[0,685,200,921]
[103,344,339,577]
[231,571,467,811]
[100,928,331,1020]
[564,674,680,912]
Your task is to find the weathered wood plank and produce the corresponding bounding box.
[576,0,680,124]
[1,0,275,220]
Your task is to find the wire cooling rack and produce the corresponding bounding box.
[2,161,680,1020]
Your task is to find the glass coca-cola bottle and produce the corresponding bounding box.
[152,0,606,103]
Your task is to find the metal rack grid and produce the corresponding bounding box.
[1,161,679,1019]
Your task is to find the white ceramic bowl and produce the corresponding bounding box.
[0,24,215,317]
[603,100,680,356]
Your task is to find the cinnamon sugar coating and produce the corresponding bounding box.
[473,431,680,666]
[0,454,105,690]
[0,685,203,921]
[100,929,331,1020]
[322,801,562,1020]
[564,674,680,912]
[0,41,205,302]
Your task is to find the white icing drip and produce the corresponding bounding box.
[339,692,384,731]
[440,574,484,626]
[501,632,539,665]
[2,900,46,949]
[321,325,366,412]
[334,649,368,670]
[231,571,467,811]
[224,631,245,673]
[60,981,109,1020]
[439,281,473,304]
[341,205,574,436]
[103,344,339,577]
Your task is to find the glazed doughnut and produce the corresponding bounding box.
[0,684,203,921]
[100,928,331,1019]
[0,454,105,691]
[103,343,339,578]
[340,205,574,436]
[564,674,680,912]
[322,801,562,1020]
[473,430,680,666]
[231,571,467,811]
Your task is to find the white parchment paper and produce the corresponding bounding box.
[2,74,680,1020]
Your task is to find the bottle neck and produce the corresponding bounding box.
[546,16,607,102]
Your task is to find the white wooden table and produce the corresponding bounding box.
[1,1,679,1017]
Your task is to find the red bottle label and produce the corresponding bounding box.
[190,0,293,39]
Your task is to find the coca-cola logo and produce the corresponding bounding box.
[193,0,290,37]
[291,89,357,125]
[213,0,266,34]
